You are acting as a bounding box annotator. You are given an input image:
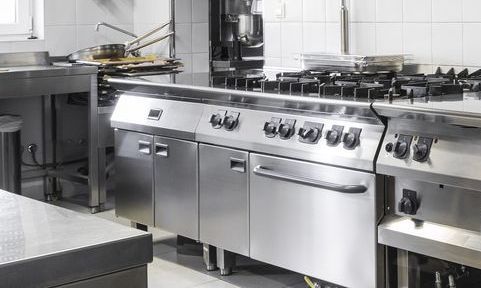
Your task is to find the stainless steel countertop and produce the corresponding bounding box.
[0,64,97,80]
[109,73,379,121]
[373,92,481,127]
[0,190,152,287]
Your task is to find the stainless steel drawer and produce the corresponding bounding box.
[249,153,377,288]
[199,144,249,256]
[154,136,199,240]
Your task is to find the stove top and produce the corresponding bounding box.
[210,67,481,101]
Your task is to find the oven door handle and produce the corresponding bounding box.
[253,165,367,194]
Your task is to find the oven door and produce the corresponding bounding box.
[249,153,378,288]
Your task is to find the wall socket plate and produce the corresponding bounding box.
[275,0,285,19]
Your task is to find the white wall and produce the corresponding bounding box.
[174,0,209,73]
[264,0,481,73]
[0,0,134,56]
[132,0,209,73]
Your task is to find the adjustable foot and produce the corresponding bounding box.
[217,248,235,276]
[203,244,217,271]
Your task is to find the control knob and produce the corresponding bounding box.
[209,113,224,129]
[263,121,278,138]
[393,140,409,159]
[398,197,418,215]
[413,143,429,162]
[326,130,341,145]
[223,115,239,131]
[343,128,362,150]
[298,127,320,143]
[278,123,294,139]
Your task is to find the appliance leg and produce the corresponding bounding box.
[217,248,235,276]
[203,244,217,271]
[397,249,410,288]
[131,222,148,231]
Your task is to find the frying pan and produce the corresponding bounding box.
[68,21,174,62]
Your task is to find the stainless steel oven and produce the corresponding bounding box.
[249,153,378,288]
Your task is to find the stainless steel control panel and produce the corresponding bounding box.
[196,104,384,172]
[111,94,204,141]
[377,118,481,191]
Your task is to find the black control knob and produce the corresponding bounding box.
[413,143,429,162]
[326,130,340,145]
[298,127,320,143]
[393,140,409,159]
[263,121,278,138]
[398,196,419,215]
[278,123,294,139]
[209,113,224,129]
[223,116,238,131]
[385,143,394,152]
[343,132,357,149]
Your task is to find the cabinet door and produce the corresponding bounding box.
[249,153,377,288]
[199,144,249,256]
[154,136,199,240]
[114,129,154,226]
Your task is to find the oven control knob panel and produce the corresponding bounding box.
[326,125,344,146]
[263,117,282,138]
[398,189,419,215]
[210,110,227,129]
[278,119,297,140]
[393,135,413,159]
[223,112,240,131]
[298,122,323,144]
[413,137,433,162]
[343,128,362,150]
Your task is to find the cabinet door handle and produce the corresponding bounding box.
[138,140,152,155]
[253,165,367,194]
[230,158,246,173]
[155,143,169,157]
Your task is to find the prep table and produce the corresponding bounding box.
[0,52,108,213]
[0,189,152,287]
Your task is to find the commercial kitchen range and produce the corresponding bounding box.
[109,68,481,288]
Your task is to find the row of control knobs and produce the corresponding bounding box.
[385,134,434,162]
[210,110,240,131]
[263,118,362,149]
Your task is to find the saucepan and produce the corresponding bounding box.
[68,21,174,62]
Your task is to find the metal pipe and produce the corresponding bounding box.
[95,22,138,38]
[340,0,349,54]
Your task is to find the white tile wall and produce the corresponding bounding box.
[171,0,209,72]
[0,0,134,56]
[133,0,171,57]
[264,0,481,71]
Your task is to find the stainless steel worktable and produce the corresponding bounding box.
[0,52,107,213]
[0,189,152,288]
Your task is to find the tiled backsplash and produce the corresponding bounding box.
[0,0,135,57]
[174,0,209,73]
[133,0,209,73]
[0,0,209,73]
[265,0,481,73]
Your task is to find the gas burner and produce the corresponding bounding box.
[212,67,481,101]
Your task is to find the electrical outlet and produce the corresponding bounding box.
[275,0,285,19]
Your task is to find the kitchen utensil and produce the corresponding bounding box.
[68,21,174,62]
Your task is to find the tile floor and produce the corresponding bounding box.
[46,189,310,288]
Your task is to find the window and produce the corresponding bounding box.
[0,0,31,35]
